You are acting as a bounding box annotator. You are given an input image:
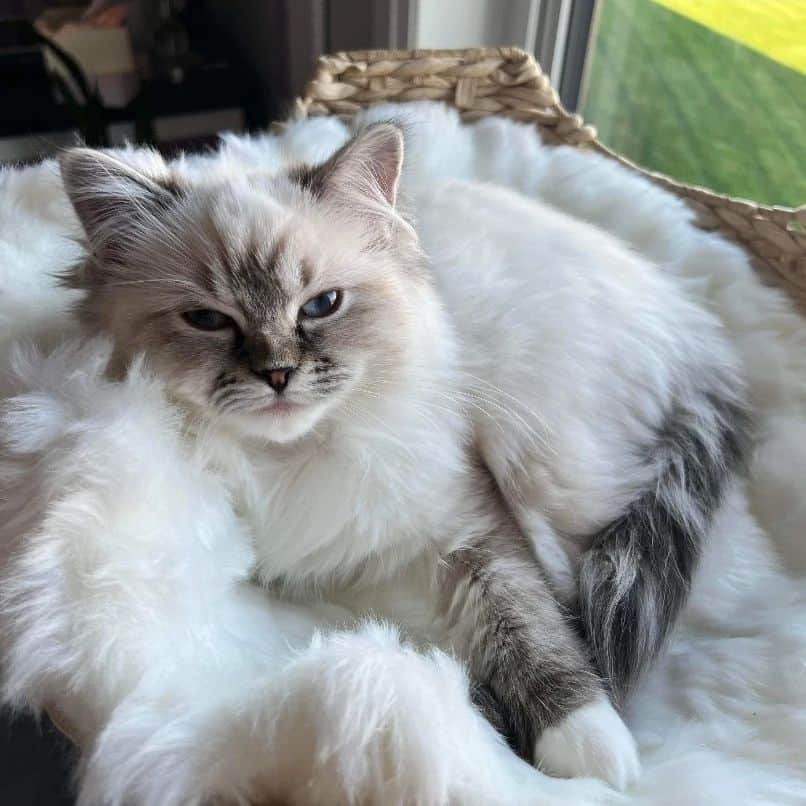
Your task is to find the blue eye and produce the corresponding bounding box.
[182,309,234,331]
[300,290,341,319]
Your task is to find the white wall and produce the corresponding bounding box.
[411,0,534,50]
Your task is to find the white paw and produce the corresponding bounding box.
[534,696,641,791]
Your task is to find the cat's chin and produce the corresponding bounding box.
[226,400,330,444]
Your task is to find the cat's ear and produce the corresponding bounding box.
[301,123,404,213]
[59,148,177,262]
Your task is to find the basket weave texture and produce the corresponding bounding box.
[295,47,806,311]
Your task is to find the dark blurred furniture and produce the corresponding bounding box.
[0,711,76,805]
[0,12,270,150]
[0,17,100,140]
[118,59,268,146]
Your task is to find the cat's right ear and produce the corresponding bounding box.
[59,148,177,263]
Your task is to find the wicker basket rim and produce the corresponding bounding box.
[302,46,804,212]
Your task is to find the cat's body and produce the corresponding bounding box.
[58,124,748,790]
[418,179,747,600]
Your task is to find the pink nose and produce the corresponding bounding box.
[266,367,293,393]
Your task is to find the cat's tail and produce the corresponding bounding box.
[578,386,750,702]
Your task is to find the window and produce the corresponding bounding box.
[580,0,806,207]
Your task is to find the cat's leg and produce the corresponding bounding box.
[442,496,640,790]
[478,382,750,702]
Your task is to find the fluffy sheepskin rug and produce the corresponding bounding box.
[1,103,805,805]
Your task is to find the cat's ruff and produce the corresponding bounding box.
[1,103,805,805]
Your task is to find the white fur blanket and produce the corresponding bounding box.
[1,103,805,805]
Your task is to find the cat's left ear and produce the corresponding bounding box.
[299,123,404,213]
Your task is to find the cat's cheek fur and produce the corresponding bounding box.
[534,696,641,790]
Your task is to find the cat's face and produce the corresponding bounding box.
[61,125,433,443]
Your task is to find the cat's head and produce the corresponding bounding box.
[60,125,443,443]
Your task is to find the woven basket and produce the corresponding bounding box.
[294,46,806,313]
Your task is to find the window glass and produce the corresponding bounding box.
[581,0,806,207]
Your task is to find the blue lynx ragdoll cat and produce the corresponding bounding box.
[59,123,748,787]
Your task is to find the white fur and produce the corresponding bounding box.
[535,696,641,789]
[1,104,805,804]
[217,110,742,597]
[413,178,737,537]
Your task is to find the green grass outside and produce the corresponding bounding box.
[581,0,806,207]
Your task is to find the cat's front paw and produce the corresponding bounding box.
[534,696,641,791]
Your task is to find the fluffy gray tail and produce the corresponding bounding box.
[578,391,750,702]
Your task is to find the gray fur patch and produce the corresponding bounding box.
[578,386,751,701]
[444,470,603,759]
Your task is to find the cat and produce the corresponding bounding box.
[58,122,748,789]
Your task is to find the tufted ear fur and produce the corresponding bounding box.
[59,148,178,264]
[294,123,405,218]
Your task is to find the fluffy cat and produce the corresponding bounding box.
[58,122,748,788]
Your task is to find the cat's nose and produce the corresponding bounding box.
[264,366,294,393]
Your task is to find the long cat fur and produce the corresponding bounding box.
[57,123,748,786]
